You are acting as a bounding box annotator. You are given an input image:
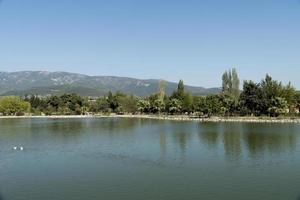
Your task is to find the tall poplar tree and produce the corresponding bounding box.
[222,68,240,101]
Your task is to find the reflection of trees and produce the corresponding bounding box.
[98,118,139,134]
[157,122,194,162]
[172,129,190,163]
[197,123,220,147]
[0,118,24,127]
[173,131,189,153]
[171,123,194,153]
[243,124,297,156]
[45,119,85,136]
[222,124,242,160]
[198,123,242,160]
[198,123,299,159]
[0,119,31,138]
[35,118,139,137]
[159,132,166,158]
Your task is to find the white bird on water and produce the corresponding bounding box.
[12,146,24,151]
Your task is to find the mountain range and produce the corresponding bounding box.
[0,71,220,96]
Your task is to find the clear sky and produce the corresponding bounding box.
[0,0,299,88]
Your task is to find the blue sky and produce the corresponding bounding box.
[0,0,299,88]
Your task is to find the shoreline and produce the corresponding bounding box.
[1,114,300,123]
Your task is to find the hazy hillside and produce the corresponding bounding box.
[0,71,220,96]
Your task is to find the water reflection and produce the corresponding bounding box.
[159,132,166,157]
[198,123,299,160]
[1,119,300,200]
[44,119,86,137]
[97,118,139,133]
[198,130,219,147]
[244,128,297,156]
[223,124,242,160]
[172,131,189,153]
[29,118,138,137]
[1,118,299,162]
[0,118,24,127]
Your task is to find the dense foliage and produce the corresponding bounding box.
[0,69,299,117]
[0,96,31,116]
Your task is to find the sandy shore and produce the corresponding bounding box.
[1,114,300,123]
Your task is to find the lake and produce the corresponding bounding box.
[1,118,300,200]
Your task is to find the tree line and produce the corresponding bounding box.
[0,69,299,117]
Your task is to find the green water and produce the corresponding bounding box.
[1,118,300,200]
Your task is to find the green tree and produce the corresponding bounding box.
[182,93,193,113]
[47,95,62,111]
[219,94,237,116]
[90,97,111,113]
[260,74,294,115]
[268,97,288,117]
[107,91,118,111]
[137,99,151,113]
[205,95,223,116]
[149,94,165,113]
[280,82,297,110]
[168,98,182,114]
[0,96,31,116]
[60,93,85,114]
[261,75,282,97]
[178,80,184,97]
[117,95,138,114]
[222,68,240,101]
[171,80,185,101]
[24,95,47,115]
[294,93,300,114]
[239,81,266,116]
[158,80,165,102]
[193,96,208,116]
[152,99,165,113]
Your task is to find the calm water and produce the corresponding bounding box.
[1,118,300,200]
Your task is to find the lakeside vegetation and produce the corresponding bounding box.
[0,69,300,118]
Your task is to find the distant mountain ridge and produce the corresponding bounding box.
[0,71,221,96]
